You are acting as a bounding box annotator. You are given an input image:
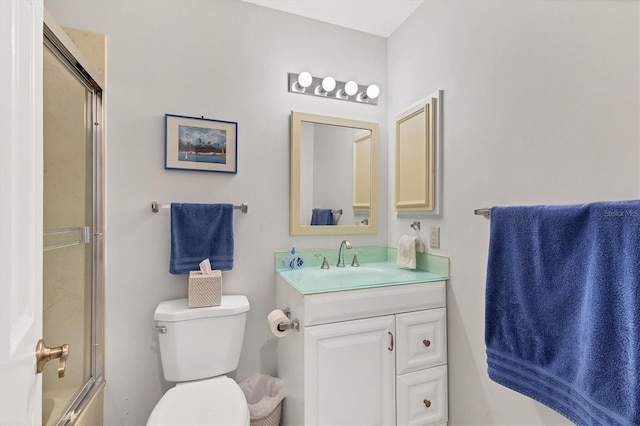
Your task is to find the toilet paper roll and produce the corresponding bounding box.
[268,309,290,337]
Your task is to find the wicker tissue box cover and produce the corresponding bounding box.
[188,269,222,308]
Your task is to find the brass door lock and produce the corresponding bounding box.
[35,339,69,378]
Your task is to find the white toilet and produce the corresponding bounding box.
[147,295,251,425]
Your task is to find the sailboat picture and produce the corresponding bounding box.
[178,125,227,164]
[165,114,238,174]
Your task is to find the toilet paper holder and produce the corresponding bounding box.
[277,308,300,332]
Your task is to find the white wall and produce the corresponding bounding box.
[387,1,639,425]
[45,1,387,424]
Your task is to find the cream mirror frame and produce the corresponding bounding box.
[290,111,379,236]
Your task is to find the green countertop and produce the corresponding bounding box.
[277,261,448,295]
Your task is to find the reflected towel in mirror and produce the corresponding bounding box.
[311,208,334,226]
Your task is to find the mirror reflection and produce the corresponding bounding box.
[300,122,370,226]
[290,111,378,236]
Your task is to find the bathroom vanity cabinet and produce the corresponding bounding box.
[276,277,448,426]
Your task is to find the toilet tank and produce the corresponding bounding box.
[154,295,250,382]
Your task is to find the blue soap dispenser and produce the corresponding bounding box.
[282,247,304,270]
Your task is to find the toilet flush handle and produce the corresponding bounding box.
[153,325,167,333]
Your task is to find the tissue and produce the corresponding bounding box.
[267,309,291,337]
[188,259,222,308]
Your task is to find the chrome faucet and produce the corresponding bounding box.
[337,240,352,267]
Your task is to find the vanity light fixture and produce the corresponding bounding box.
[322,76,336,92]
[287,72,379,105]
[314,76,336,96]
[344,81,358,96]
[292,71,313,92]
[357,84,380,103]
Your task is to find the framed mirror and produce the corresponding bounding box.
[290,111,379,235]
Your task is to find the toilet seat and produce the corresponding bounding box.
[147,376,250,425]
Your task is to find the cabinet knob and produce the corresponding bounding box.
[423,399,431,408]
[423,339,431,347]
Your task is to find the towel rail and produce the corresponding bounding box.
[331,208,343,225]
[408,222,425,253]
[474,208,491,218]
[43,226,91,252]
[151,201,248,213]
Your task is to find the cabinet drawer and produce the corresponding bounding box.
[396,309,446,375]
[304,281,446,326]
[396,365,448,426]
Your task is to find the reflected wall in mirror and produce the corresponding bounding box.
[290,111,379,235]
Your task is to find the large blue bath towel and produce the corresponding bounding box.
[485,200,640,425]
[170,203,234,274]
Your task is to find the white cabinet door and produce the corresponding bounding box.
[304,315,396,426]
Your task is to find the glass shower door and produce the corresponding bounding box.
[42,42,94,426]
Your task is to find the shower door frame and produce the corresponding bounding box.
[43,9,105,425]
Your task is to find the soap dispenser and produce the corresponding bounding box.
[282,247,304,270]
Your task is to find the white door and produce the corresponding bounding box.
[304,315,396,425]
[0,0,44,424]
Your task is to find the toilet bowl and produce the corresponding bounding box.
[147,376,249,425]
[148,295,250,425]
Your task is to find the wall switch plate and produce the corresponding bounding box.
[430,227,440,249]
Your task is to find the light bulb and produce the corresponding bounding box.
[366,84,380,99]
[344,81,358,96]
[322,76,336,92]
[297,72,312,88]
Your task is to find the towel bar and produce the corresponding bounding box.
[151,201,248,213]
[474,208,491,218]
[408,221,425,252]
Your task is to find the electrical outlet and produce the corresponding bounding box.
[430,227,440,249]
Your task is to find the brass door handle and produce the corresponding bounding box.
[36,339,69,378]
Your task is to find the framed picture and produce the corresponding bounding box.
[165,114,237,173]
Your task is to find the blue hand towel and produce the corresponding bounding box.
[311,208,334,226]
[170,203,234,274]
[485,200,640,425]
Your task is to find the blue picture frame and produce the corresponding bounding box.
[165,114,237,174]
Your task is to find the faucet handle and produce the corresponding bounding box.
[315,253,330,269]
[351,251,362,267]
